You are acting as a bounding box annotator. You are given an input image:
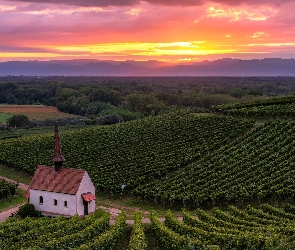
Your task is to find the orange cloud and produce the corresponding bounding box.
[0,1,294,61]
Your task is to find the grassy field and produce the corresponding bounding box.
[0,113,12,124]
[0,104,78,121]
[0,165,32,185]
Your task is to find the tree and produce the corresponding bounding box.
[8,115,29,128]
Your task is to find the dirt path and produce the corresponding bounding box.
[0,204,26,223]
[0,176,29,190]
[0,175,29,223]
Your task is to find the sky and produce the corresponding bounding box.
[0,0,295,63]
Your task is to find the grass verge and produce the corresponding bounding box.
[0,188,26,212]
[0,165,32,185]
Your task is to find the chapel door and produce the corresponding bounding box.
[83,200,89,216]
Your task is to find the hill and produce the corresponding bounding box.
[135,120,295,207]
[0,112,253,198]
[1,58,295,76]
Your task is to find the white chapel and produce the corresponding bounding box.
[25,124,96,217]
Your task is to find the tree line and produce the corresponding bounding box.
[1,76,295,123]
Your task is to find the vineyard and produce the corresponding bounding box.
[151,204,295,249]
[212,94,295,119]
[0,112,253,195]
[1,204,295,249]
[135,120,295,207]
[0,124,88,140]
[0,211,126,250]
[0,105,78,121]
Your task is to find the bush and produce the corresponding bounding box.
[8,115,29,128]
[18,203,36,218]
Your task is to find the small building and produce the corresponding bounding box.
[25,124,95,217]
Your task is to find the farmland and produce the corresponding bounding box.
[0,104,78,121]
[2,77,295,249]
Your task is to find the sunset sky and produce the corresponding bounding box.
[1,0,295,63]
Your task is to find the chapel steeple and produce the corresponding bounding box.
[52,122,65,172]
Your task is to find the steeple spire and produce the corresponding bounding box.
[52,122,65,172]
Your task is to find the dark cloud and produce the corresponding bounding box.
[5,0,138,7]
[4,0,293,7]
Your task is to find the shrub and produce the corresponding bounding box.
[18,203,36,218]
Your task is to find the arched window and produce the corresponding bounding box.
[39,196,43,204]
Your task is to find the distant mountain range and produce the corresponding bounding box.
[0,58,295,76]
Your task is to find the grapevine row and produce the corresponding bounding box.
[135,120,295,206]
[0,112,253,194]
[152,204,295,249]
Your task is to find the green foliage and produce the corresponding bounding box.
[0,124,87,141]
[96,114,123,125]
[18,203,36,218]
[79,212,126,250]
[98,106,144,122]
[150,211,213,250]
[212,94,295,119]
[33,213,110,249]
[85,101,114,116]
[179,205,295,249]
[0,112,253,196]
[135,120,295,207]
[7,115,29,128]
[283,203,295,215]
[0,179,17,199]
[124,93,168,115]
[128,212,147,250]
[0,113,12,124]
[2,205,295,249]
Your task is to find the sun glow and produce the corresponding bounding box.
[1,0,294,62]
[50,41,235,58]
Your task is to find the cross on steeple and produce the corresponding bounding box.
[52,122,65,172]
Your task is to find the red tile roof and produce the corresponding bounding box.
[25,165,85,198]
[82,192,96,202]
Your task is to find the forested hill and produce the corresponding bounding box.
[1,58,295,76]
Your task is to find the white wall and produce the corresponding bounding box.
[76,171,96,216]
[30,189,77,217]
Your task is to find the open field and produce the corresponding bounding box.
[0,104,78,121]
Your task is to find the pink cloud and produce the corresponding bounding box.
[3,0,293,7]
[0,0,294,61]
